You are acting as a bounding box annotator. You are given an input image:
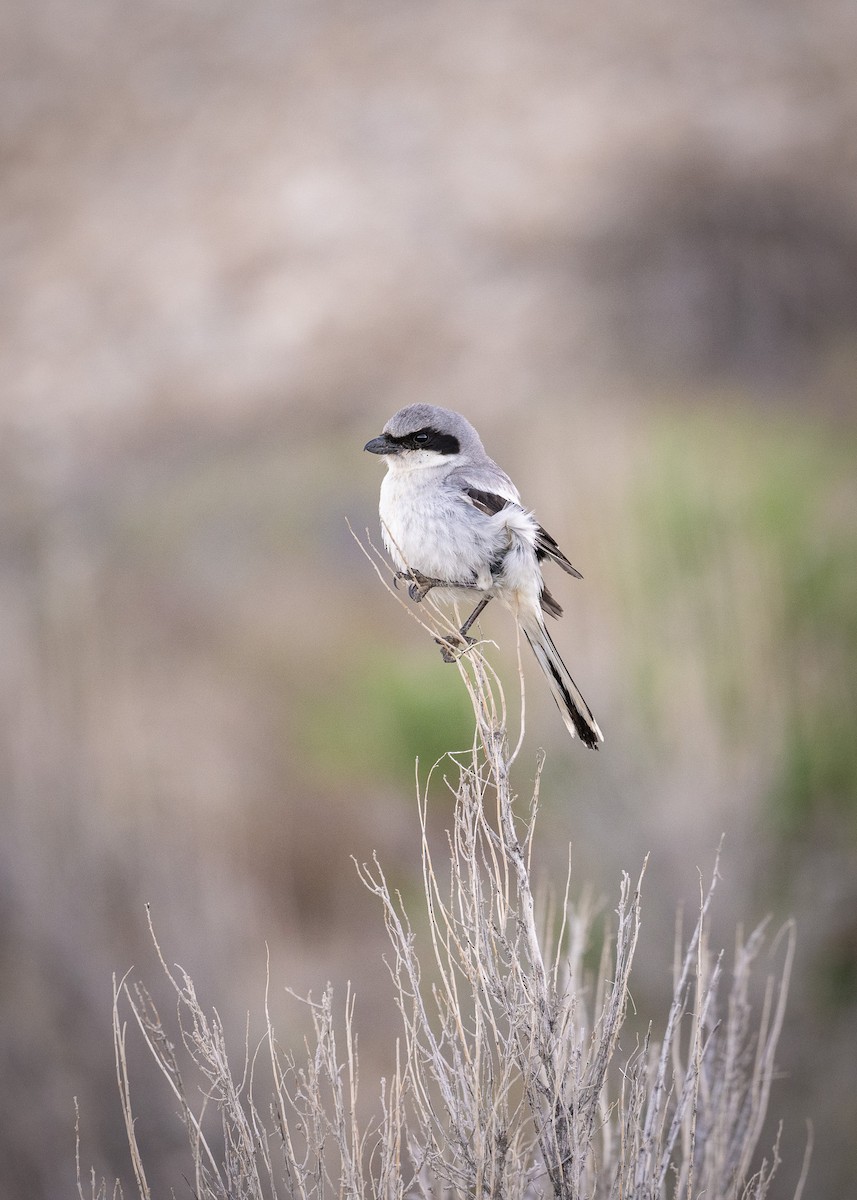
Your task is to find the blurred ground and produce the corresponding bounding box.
[1,0,856,1195]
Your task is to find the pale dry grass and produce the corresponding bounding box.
[80,549,808,1200]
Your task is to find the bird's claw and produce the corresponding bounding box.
[398,569,480,604]
[396,570,441,603]
[393,570,430,601]
[435,633,477,663]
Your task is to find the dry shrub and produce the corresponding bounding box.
[81,551,808,1200]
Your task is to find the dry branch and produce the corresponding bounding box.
[83,552,804,1199]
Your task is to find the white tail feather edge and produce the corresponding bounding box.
[522,615,604,749]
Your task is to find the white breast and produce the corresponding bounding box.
[379,468,507,588]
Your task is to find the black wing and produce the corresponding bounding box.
[463,487,583,580]
[464,487,512,517]
[534,525,583,580]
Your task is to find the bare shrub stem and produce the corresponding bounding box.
[84,539,804,1199]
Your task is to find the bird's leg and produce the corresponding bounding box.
[393,570,487,660]
[459,595,491,639]
[435,595,491,662]
[393,569,439,601]
[395,569,480,604]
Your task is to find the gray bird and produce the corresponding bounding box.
[364,404,603,748]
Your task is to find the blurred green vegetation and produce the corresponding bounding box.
[298,649,476,786]
[624,406,857,836]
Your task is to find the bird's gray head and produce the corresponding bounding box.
[364,404,484,467]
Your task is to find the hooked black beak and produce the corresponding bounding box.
[364,433,395,455]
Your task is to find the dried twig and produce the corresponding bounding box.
[83,534,806,1199]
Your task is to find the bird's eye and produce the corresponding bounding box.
[413,431,430,444]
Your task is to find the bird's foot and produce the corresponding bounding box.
[396,570,474,603]
[435,632,477,663]
[409,580,433,603]
[393,569,440,602]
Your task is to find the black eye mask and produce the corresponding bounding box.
[386,426,460,455]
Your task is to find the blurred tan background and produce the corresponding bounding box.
[2,0,856,1194]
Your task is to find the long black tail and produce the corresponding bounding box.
[523,617,603,748]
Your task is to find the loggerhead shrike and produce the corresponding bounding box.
[364,404,603,748]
